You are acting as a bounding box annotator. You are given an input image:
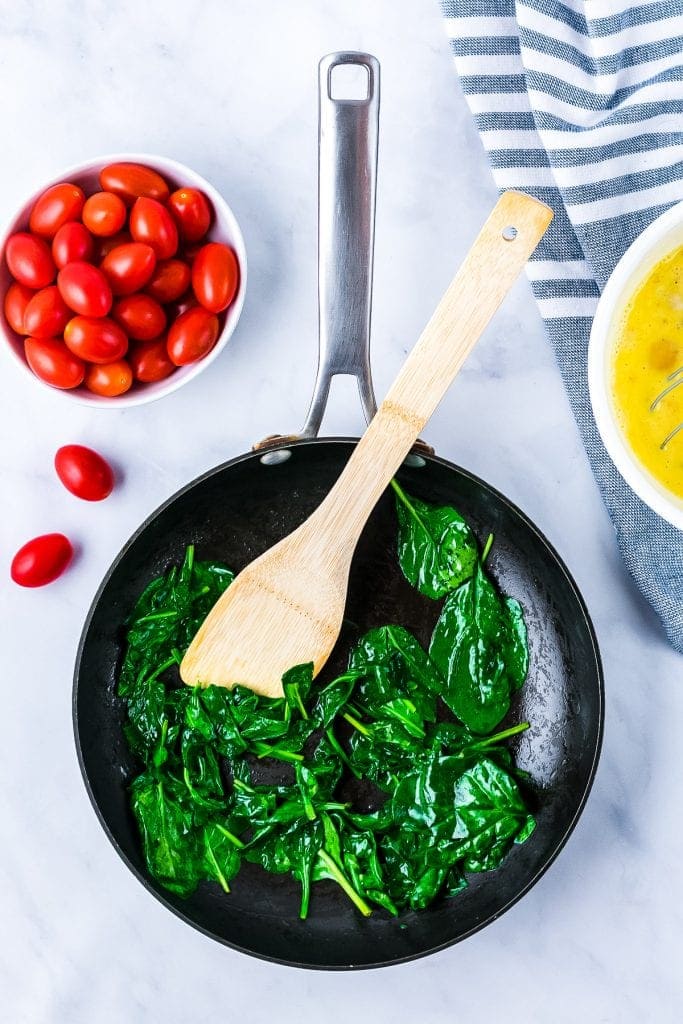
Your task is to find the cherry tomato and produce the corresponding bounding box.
[54,444,114,501]
[182,243,203,264]
[130,197,178,259]
[129,336,176,383]
[11,533,73,587]
[57,261,112,317]
[64,316,128,363]
[23,286,70,338]
[52,222,94,268]
[5,232,56,288]
[4,282,35,334]
[167,307,219,365]
[99,162,170,205]
[167,188,212,243]
[192,243,239,313]
[29,183,85,238]
[85,359,133,397]
[112,294,166,341]
[101,243,156,296]
[82,191,127,237]
[24,336,85,389]
[167,293,198,319]
[145,258,191,303]
[96,231,132,260]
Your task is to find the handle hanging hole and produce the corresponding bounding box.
[502,225,518,241]
[260,449,292,466]
[330,63,370,101]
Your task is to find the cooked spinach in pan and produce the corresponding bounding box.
[118,486,535,917]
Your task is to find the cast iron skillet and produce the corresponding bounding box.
[73,53,603,969]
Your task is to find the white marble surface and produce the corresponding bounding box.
[1,0,682,1020]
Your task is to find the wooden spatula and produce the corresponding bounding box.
[180,191,552,696]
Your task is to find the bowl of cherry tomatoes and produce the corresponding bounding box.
[0,154,246,405]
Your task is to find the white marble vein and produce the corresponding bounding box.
[1,0,682,1021]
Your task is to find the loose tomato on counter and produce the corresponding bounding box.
[11,533,73,587]
[55,444,114,500]
[3,162,241,399]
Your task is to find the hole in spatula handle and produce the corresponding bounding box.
[502,225,518,241]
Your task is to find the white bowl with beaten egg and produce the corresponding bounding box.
[589,201,683,531]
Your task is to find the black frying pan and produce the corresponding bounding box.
[73,53,603,969]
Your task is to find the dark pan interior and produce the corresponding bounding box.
[73,440,603,969]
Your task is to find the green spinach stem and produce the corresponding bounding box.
[342,711,372,737]
[204,836,231,893]
[214,823,246,849]
[473,721,529,748]
[299,868,311,920]
[292,686,309,721]
[317,849,372,917]
[325,727,361,779]
[252,742,304,763]
[147,655,178,684]
[135,611,178,623]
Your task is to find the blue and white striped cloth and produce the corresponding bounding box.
[440,0,683,653]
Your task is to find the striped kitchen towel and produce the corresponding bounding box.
[439,0,683,652]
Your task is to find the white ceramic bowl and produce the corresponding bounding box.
[588,201,683,531]
[0,152,247,407]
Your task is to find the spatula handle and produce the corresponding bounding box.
[312,191,553,544]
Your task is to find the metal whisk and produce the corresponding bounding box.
[651,366,683,449]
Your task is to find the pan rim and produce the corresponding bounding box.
[72,436,604,970]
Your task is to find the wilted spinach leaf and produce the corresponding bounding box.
[392,479,478,598]
[349,624,440,723]
[429,548,529,734]
[504,597,529,690]
[130,770,199,897]
[282,662,313,720]
[451,757,536,872]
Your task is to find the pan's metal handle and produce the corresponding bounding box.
[254,53,431,463]
[300,51,379,437]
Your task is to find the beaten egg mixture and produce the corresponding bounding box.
[612,247,683,499]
